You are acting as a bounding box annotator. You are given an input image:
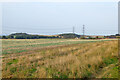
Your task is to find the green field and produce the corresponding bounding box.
[2,39,115,54]
[2,39,119,78]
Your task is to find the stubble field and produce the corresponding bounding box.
[1,39,119,78]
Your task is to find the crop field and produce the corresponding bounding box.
[1,39,119,78]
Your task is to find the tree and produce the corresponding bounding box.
[2,36,7,39]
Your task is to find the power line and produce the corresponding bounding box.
[73,26,75,34]
[83,25,85,38]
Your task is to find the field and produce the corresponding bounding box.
[1,39,119,78]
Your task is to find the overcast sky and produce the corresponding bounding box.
[2,2,118,35]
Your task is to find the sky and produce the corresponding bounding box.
[2,2,118,35]
[0,0,119,2]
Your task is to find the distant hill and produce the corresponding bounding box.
[10,33,29,36]
[1,32,118,39]
[58,33,80,39]
[0,33,81,39]
[1,33,58,39]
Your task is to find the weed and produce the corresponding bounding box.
[29,68,37,73]
[88,64,91,68]
[10,67,17,73]
[7,59,18,65]
[103,57,118,66]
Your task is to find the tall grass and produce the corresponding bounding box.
[2,39,118,78]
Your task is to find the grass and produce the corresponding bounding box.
[96,61,119,78]
[2,39,115,54]
[7,59,18,65]
[2,39,119,78]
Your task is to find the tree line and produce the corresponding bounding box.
[0,33,59,39]
[0,33,119,39]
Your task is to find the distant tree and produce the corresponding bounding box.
[80,36,85,39]
[59,33,78,39]
[0,36,2,39]
[2,36,7,39]
[7,35,14,39]
[96,36,98,39]
[2,32,69,39]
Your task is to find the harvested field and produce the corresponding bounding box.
[2,39,119,78]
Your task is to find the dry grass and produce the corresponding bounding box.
[2,39,118,78]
